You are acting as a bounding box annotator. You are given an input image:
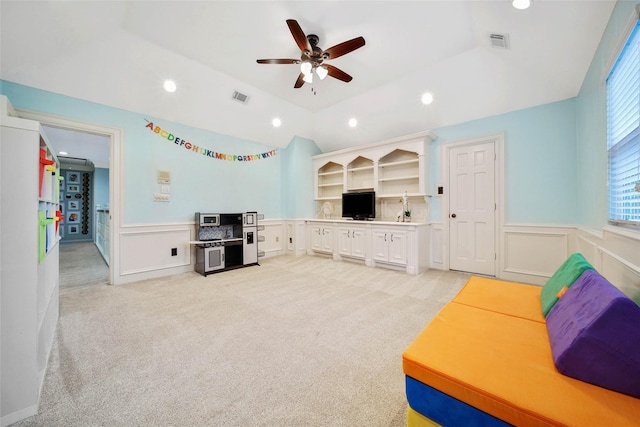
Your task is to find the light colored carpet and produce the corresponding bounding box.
[59,242,109,290]
[13,255,470,427]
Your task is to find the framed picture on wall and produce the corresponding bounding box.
[67,173,80,184]
[68,225,79,234]
[67,184,79,193]
[68,201,79,210]
[65,194,72,199]
[68,213,79,223]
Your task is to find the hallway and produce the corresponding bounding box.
[59,242,109,291]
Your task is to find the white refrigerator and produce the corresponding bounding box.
[242,212,258,265]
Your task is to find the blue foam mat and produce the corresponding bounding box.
[406,376,512,427]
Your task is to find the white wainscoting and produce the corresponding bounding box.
[429,223,445,269]
[259,219,286,258]
[286,220,307,256]
[116,223,193,284]
[114,220,291,284]
[428,222,640,299]
[501,225,571,285]
[259,219,308,257]
[112,220,640,302]
[576,227,640,304]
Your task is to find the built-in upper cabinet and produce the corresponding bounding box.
[317,161,343,200]
[346,156,374,192]
[313,131,435,219]
[378,149,420,197]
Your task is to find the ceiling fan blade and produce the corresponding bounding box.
[323,36,365,60]
[326,65,353,83]
[294,73,305,88]
[286,19,311,53]
[257,59,299,64]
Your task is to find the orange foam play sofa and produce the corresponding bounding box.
[403,254,640,426]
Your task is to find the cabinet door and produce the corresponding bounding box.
[350,228,366,259]
[311,226,323,251]
[337,228,351,256]
[372,230,389,262]
[321,227,333,253]
[387,231,407,265]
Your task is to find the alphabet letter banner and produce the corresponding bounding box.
[144,120,277,162]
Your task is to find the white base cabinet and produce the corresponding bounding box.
[309,222,334,254]
[372,228,407,266]
[337,226,366,259]
[306,219,428,275]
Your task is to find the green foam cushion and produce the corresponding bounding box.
[540,253,594,317]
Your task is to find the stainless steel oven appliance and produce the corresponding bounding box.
[195,241,224,276]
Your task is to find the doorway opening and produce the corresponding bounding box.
[44,126,110,290]
[16,108,121,287]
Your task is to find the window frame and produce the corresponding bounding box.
[606,7,640,231]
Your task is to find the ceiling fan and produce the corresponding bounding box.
[257,19,365,89]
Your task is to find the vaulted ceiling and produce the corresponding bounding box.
[1,1,615,155]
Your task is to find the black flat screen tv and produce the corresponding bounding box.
[342,191,375,220]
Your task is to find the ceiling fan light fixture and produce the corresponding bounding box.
[316,66,328,80]
[303,72,313,84]
[300,61,312,75]
[512,0,531,10]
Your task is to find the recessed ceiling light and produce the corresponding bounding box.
[512,0,531,10]
[272,117,282,128]
[348,118,358,128]
[163,80,177,93]
[421,92,434,105]
[59,151,68,156]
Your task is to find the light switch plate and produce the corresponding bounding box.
[161,185,170,194]
[153,193,170,202]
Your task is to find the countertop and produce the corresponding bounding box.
[189,238,243,245]
[305,218,426,226]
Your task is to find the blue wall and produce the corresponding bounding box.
[0,80,315,223]
[93,167,109,209]
[429,99,577,224]
[281,135,322,219]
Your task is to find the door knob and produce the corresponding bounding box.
[451,213,457,218]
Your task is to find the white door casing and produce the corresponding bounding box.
[15,108,121,285]
[443,134,504,276]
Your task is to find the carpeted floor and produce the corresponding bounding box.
[13,255,470,427]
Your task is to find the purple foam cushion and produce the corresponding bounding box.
[546,269,640,398]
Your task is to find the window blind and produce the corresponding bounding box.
[607,21,640,223]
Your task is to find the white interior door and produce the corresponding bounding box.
[449,141,495,275]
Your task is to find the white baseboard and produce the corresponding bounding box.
[2,405,38,427]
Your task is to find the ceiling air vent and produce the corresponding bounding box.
[232,91,249,104]
[489,33,510,49]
